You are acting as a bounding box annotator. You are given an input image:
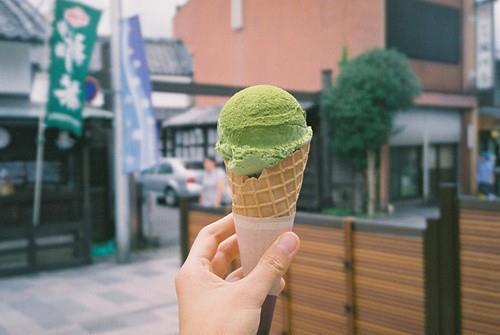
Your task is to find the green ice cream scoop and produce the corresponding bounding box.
[216,85,313,176]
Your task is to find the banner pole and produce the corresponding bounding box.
[33,114,46,227]
[33,1,53,228]
[111,0,131,263]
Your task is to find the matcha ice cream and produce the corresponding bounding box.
[216,85,313,176]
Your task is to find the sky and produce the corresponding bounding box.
[28,0,188,38]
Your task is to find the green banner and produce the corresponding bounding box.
[45,0,101,137]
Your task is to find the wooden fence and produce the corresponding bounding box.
[180,200,441,334]
[180,185,500,334]
[427,184,500,335]
[459,196,500,335]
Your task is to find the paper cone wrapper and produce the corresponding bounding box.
[234,213,295,296]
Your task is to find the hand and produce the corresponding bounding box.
[176,214,300,335]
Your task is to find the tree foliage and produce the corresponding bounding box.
[321,48,421,170]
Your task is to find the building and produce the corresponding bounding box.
[0,0,115,275]
[173,0,478,208]
[31,37,194,124]
[145,38,194,121]
[161,101,321,210]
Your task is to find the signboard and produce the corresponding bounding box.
[83,76,100,103]
[475,1,495,90]
[45,0,101,137]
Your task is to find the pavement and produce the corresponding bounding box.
[0,196,438,335]
[0,200,182,335]
[375,204,439,228]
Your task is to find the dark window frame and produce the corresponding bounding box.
[386,0,462,64]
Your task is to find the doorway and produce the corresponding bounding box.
[390,146,422,201]
[429,143,457,200]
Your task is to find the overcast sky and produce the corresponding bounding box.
[28,0,187,37]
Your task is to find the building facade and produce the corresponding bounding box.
[174,0,478,207]
[0,0,110,275]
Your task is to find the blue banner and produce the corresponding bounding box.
[120,15,159,172]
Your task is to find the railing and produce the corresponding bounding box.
[180,199,441,334]
[0,191,90,277]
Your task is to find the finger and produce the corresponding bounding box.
[279,278,286,292]
[226,267,244,282]
[188,214,235,261]
[211,234,240,278]
[242,232,300,301]
[227,271,286,288]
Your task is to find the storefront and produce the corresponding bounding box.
[389,108,461,202]
[162,103,322,210]
[0,101,113,276]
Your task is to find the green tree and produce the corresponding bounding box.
[321,48,420,215]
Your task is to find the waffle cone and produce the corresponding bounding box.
[226,142,310,218]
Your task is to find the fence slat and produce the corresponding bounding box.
[343,218,355,335]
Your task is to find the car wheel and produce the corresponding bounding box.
[164,187,177,207]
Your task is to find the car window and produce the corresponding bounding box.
[142,167,156,174]
[185,161,203,170]
[159,163,173,174]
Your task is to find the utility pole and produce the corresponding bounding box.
[111,0,131,263]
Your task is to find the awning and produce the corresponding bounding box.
[415,92,477,109]
[390,108,462,146]
[0,99,113,120]
[162,101,315,128]
[163,105,221,127]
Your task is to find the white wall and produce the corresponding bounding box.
[390,108,462,200]
[150,75,193,109]
[0,41,31,95]
[390,108,462,146]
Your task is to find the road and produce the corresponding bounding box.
[141,193,181,248]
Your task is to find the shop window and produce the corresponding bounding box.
[390,146,422,200]
[206,128,222,162]
[440,145,455,169]
[429,143,457,200]
[0,127,73,192]
[171,128,206,161]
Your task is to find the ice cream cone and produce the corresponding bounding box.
[227,142,310,335]
[216,85,313,335]
[227,142,310,218]
[225,142,310,288]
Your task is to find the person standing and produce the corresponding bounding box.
[199,156,227,207]
[477,152,495,197]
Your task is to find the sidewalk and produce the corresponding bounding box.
[0,248,181,335]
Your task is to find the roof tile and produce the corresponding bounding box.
[0,0,47,42]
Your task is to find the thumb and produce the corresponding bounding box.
[242,232,300,301]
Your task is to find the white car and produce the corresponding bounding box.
[140,158,203,206]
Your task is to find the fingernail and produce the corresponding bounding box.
[276,232,298,256]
